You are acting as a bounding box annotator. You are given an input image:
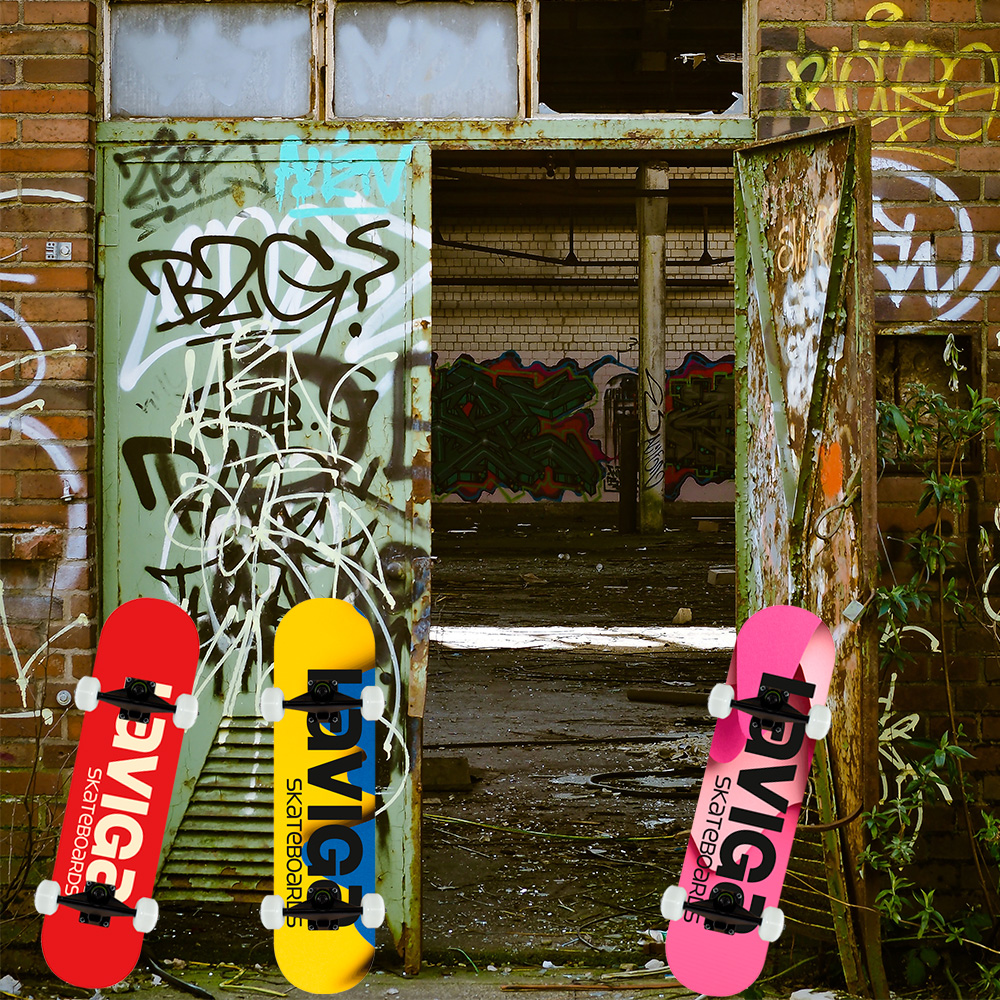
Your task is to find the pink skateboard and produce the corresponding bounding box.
[661,605,834,996]
[35,599,200,988]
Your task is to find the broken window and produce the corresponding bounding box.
[537,0,744,116]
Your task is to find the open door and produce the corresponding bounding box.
[734,123,887,997]
[98,132,432,971]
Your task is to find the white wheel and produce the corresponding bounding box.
[707,683,734,720]
[133,897,158,933]
[75,676,100,712]
[172,693,198,731]
[261,894,285,930]
[361,892,385,929]
[361,685,384,722]
[659,884,687,922]
[759,906,784,942]
[35,879,59,916]
[806,703,832,741]
[261,687,284,724]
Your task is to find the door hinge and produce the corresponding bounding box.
[97,212,118,281]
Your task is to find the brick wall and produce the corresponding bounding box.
[756,0,1000,927]
[1,0,98,909]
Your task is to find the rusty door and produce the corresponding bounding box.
[734,123,887,997]
[98,131,431,970]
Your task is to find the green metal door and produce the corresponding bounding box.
[734,123,886,997]
[98,129,431,970]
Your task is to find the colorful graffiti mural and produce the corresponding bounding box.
[662,352,735,499]
[433,351,735,501]
[432,352,612,501]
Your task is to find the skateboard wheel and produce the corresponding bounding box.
[35,879,59,916]
[361,685,385,722]
[759,906,784,942]
[806,703,832,741]
[659,884,687,922]
[75,675,101,712]
[707,683,733,720]
[261,894,285,930]
[361,892,385,929]
[261,687,285,724]
[133,897,158,933]
[172,693,199,731]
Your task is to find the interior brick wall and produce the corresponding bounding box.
[0,0,99,897]
[755,0,1000,923]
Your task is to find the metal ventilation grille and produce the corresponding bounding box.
[157,716,274,903]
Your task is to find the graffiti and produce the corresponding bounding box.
[128,222,398,354]
[115,127,268,233]
[120,209,415,391]
[275,133,414,218]
[114,185,430,731]
[785,4,999,143]
[641,369,665,491]
[432,352,611,501]
[872,157,1000,322]
[662,353,736,500]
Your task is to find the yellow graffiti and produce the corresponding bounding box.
[784,3,999,144]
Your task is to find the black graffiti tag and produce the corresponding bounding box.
[129,224,400,350]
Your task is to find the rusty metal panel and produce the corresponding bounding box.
[98,133,431,968]
[734,124,885,997]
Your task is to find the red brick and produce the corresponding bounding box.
[2,502,69,527]
[0,2,18,25]
[1,147,92,173]
[2,89,94,114]
[759,0,827,19]
[22,57,94,84]
[2,204,91,233]
[875,293,935,322]
[33,414,91,440]
[20,354,91,381]
[984,0,1000,22]
[1,267,92,292]
[959,145,1000,171]
[17,295,93,323]
[930,0,976,20]
[24,2,96,26]
[0,118,16,144]
[0,473,15,498]
[2,28,90,55]
[833,0,926,18]
[964,206,1000,231]
[7,179,93,204]
[804,25,854,52]
[761,25,799,51]
[0,58,14,85]
[21,118,91,143]
[861,24,955,51]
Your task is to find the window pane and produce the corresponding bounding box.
[334,2,518,119]
[110,4,311,118]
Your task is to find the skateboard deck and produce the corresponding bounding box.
[37,599,200,988]
[662,605,835,997]
[263,598,384,994]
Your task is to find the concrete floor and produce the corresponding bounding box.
[421,502,738,963]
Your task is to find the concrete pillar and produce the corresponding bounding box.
[637,163,669,534]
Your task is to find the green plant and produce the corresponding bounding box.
[870,369,1000,992]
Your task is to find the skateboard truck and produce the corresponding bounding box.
[708,679,832,741]
[661,883,784,942]
[261,680,385,724]
[35,879,159,933]
[75,675,199,730]
[261,883,386,932]
[678,883,761,935]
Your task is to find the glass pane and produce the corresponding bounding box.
[334,2,518,119]
[110,4,311,118]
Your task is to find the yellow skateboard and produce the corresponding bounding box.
[260,599,385,993]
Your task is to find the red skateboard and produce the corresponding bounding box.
[661,605,834,996]
[35,599,200,988]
